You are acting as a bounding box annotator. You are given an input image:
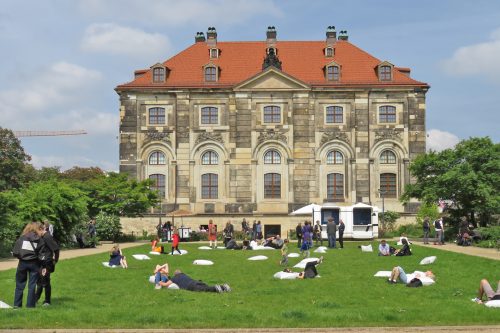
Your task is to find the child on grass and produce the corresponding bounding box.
[280,239,289,266]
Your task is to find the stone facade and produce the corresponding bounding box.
[117,28,428,221]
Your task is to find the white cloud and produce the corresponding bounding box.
[442,27,500,80]
[79,0,282,26]
[81,23,171,59]
[426,129,460,152]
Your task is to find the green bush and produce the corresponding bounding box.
[95,212,122,241]
[475,226,500,248]
[395,223,422,238]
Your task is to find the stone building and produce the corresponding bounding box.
[116,27,429,221]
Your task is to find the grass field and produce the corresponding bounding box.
[0,241,498,329]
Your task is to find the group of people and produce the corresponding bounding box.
[151,227,182,255]
[422,216,445,245]
[155,220,172,240]
[12,221,59,308]
[295,218,345,255]
[378,238,412,256]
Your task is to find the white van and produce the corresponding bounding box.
[313,203,379,240]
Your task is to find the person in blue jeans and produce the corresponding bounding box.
[12,222,43,308]
[153,263,170,289]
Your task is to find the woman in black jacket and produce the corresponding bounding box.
[12,221,43,308]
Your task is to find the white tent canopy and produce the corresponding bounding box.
[290,203,322,215]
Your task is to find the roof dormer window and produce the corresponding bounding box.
[152,66,165,83]
[210,48,219,58]
[325,61,341,81]
[267,47,277,55]
[325,47,334,57]
[204,65,218,82]
[377,62,393,81]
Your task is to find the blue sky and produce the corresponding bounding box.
[1,0,499,171]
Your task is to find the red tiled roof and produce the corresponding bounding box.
[116,40,428,90]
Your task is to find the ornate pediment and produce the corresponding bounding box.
[374,129,402,143]
[234,67,310,91]
[196,132,224,145]
[320,131,350,146]
[257,130,287,145]
[144,131,171,145]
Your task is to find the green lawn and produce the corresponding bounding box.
[0,242,498,329]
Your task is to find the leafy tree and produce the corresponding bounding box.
[0,127,31,191]
[94,212,122,241]
[61,166,105,182]
[85,172,158,217]
[402,137,500,227]
[379,210,400,236]
[0,192,25,256]
[415,202,440,225]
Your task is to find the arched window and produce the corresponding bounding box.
[264,149,281,164]
[379,65,392,81]
[152,67,165,82]
[326,150,343,164]
[263,106,281,123]
[201,150,219,165]
[380,173,397,198]
[201,107,218,124]
[149,107,165,125]
[380,150,396,164]
[327,173,344,200]
[379,105,396,123]
[325,106,343,123]
[149,151,166,165]
[264,173,281,199]
[149,174,166,198]
[326,65,339,81]
[204,66,217,82]
[201,173,218,199]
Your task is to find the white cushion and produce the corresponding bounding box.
[314,248,327,253]
[485,300,500,308]
[169,249,188,255]
[149,251,161,255]
[361,244,373,252]
[132,254,150,260]
[0,301,11,309]
[273,271,300,279]
[251,245,276,250]
[198,246,212,250]
[193,259,214,265]
[288,253,300,258]
[374,271,392,277]
[420,256,437,265]
[216,246,226,249]
[102,262,118,268]
[248,255,268,261]
[293,257,319,269]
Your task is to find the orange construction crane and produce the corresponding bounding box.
[13,130,87,137]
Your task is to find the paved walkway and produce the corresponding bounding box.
[414,241,499,261]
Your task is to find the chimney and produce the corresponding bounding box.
[195,32,206,43]
[206,27,217,47]
[338,30,349,41]
[326,26,336,45]
[266,26,277,48]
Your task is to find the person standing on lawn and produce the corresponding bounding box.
[434,216,444,245]
[314,220,323,246]
[295,222,303,249]
[280,239,289,266]
[35,222,60,306]
[338,219,345,249]
[208,220,217,249]
[171,229,181,255]
[326,218,337,248]
[12,222,43,308]
[422,217,430,244]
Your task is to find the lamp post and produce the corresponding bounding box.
[378,189,386,232]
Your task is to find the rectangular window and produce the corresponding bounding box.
[205,67,216,82]
[263,106,281,123]
[201,107,218,125]
[149,174,166,198]
[325,106,343,123]
[153,67,165,82]
[379,106,396,123]
[201,173,218,199]
[327,173,344,200]
[149,107,166,125]
[380,173,397,198]
[264,173,281,199]
[380,65,392,81]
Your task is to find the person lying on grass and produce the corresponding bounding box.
[472,279,500,304]
[297,256,323,279]
[159,269,231,293]
[153,263,170,290]
[387,266,434,286]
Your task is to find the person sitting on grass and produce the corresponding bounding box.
[109,244,128,268]
[263,234,284,249]
[297,256,324,279]
[378,239,391,256]
[159,269,231,293]
[151,236,164,254]
[153,263,170,290]
[387,266,435,286]
[393,238,412,256]
[472,279,500,304]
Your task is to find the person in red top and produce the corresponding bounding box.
[171,229,181,255]
[208,220,217,249]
